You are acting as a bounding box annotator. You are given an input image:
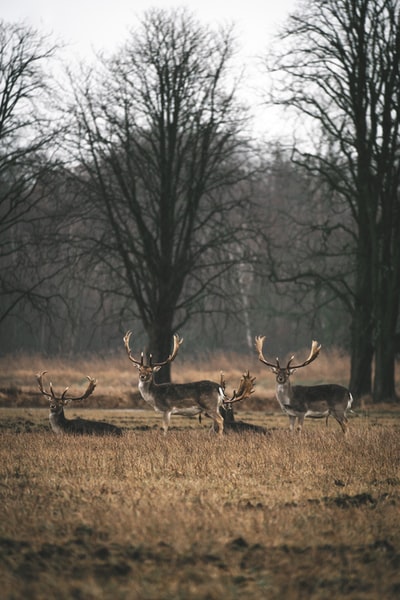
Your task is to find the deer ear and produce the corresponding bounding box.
[153,365,162,373]
[271,367,278,374]
[289,368,297,375]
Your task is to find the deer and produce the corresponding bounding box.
[218,372,268,434]
[254,336,354,434]
[36,371,123,436]
[123,331,255,435]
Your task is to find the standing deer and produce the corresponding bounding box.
[255,336,354,433]
[37,372,123,436]
[123,331,255,435]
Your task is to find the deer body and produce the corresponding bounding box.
[255,336,353,434]
[218,403,269,434]
[49,404,123,436]
[124,331,254,435]
[276,382,353,432]
[37,372,123,436]
[138,377,225,433]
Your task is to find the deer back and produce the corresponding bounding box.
[291,384,352,413]
[142,379,223,414]
[49,408,122,435]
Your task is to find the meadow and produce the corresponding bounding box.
[0,349,399,599]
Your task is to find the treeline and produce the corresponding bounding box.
[1,2,399,402]
[0,149,351,358]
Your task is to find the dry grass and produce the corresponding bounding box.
[1,345,397,416]
[1,350,400,598]
[0,345,354,409]
[0,418,400,599]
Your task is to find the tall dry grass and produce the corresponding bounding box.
[1,345,400,596]
[0,344,355,408]
[1,419,400,599]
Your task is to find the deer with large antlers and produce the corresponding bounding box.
[255,337,354,433]
[123,331,255,435]
[37,372,122,436]
[218,371,268,434]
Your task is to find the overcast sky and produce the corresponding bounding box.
[1,0,299,139]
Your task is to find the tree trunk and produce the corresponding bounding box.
[373,337,397,402]
[349,241,374,397]
[372,230,399,402]
[147,315,176,384]
[349,315,374,398]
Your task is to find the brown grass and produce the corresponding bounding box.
[0,345,355,408]
[1,345,397,413]
[0,417,400,599]
[1,350,400,598]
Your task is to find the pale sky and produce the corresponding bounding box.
[1,0,299,139]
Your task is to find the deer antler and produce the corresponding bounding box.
[124,331,183,368]
[36,371,96,405]
[255,336,281,369]
[150,334,184,368]
[67,376,96,402]
[123,331,144,366]
[224,371,256,405]
[255,337,321,371]
[220,371,226,392]
[287,340,321,370]
[36,371,54,399]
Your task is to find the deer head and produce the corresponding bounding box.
[223,370,256,405]
[36,371,97,411]
[254,336,321,384]
[123,331,183,382]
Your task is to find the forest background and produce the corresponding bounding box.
[1,0,400,404]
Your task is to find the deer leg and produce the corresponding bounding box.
[162,411,172,435]
[331,410,349,434]
[288,415,296,432]
[337,414,349,434]
[327,410,349,430]
[213,412,224,436]
[296,414,305,432]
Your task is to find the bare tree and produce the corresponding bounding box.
[0,21,60,327]
[63,8,256,380]
[265,0,400,402]
[254,146,353,351]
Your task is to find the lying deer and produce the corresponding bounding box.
[255,336,354,433]
[123,331,255,435]
[37,371,123,436]
[218,402,269,434]
[218,372,268,434]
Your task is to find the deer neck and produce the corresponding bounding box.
[220,404,235,424]
[49,407,68,434]
[138,378,159,410]
[275,379,293,409]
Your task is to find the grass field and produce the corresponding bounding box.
[0,350,399,599]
